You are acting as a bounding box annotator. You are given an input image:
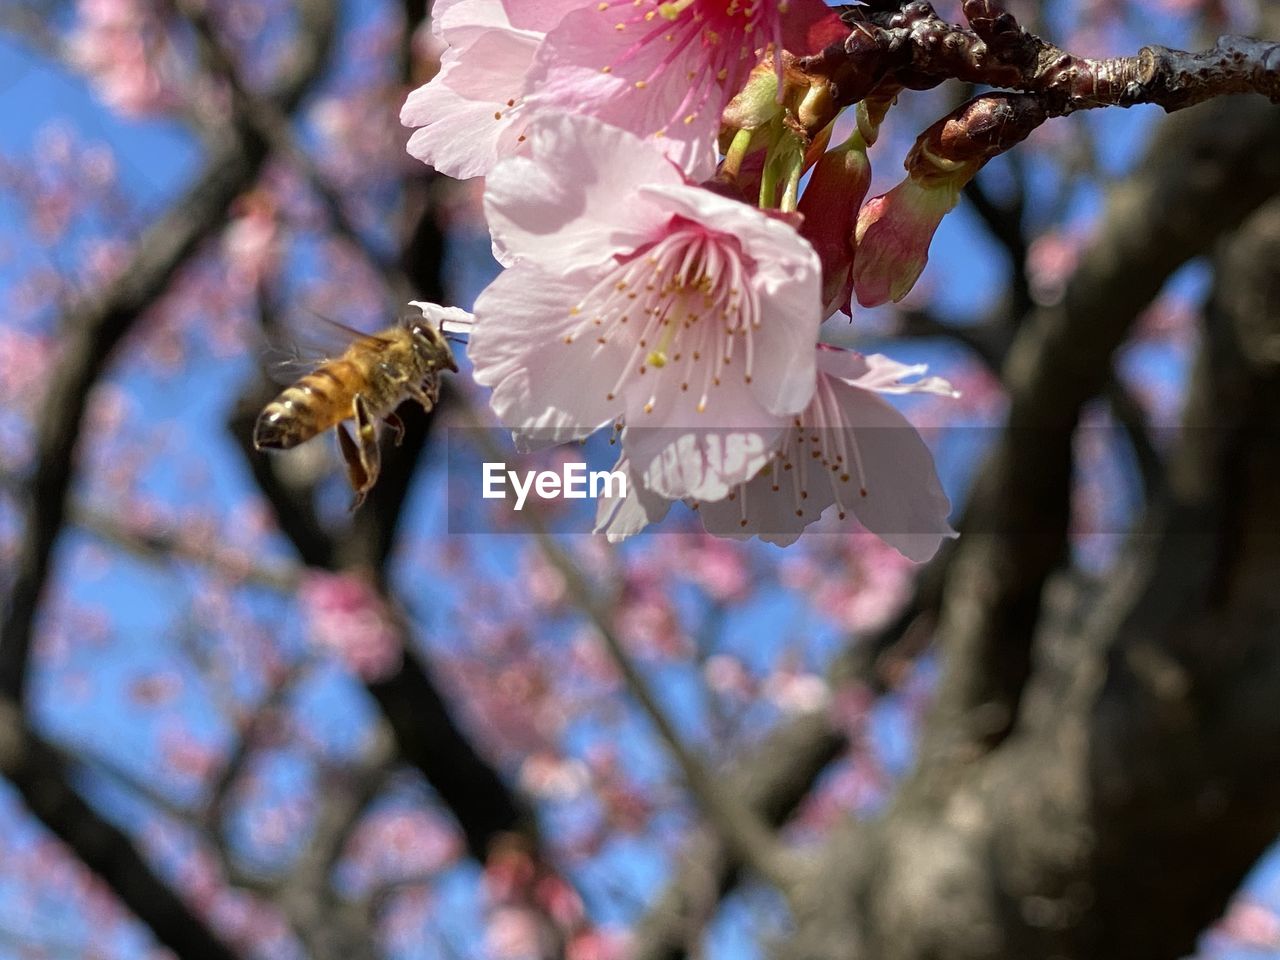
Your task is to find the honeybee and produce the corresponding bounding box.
[253,301,468,510]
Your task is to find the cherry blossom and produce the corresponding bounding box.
[468,112,824,501]
[697,348,957,559]
[298,571,403,682]
[522,0,844,179]
[400,0,581,179]
[599,348,957,561]
[67,0,180,117]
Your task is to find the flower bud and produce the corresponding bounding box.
[721,61,783,133]
[852,170,962,307]
[798,131,871,316]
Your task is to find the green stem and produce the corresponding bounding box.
[780,155,804,213]
[721,127,755,181]
[758,148,780,208]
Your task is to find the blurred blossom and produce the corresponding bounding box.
[703,653,756,701]
[763,667,830,714]
[222,190,281,293]
[615,559,688,660]
[486,906,547,960]
[0,328,55,414]
[83,237,134,287]
[672,535,751,603]
[67,0,181,117]
[1215,898,1280,948]
[310,92,406,186]
[520,753,590,801]
[810,536,915,632]
[159,729,220,782]
[343,807,462,891]
[1026,229,1083,305]
[485,836,539,904]
[566,929,628,960]
[128,671,183,707]
[523,551,569,611]
[299,572,403,682]
[1135,290,1200,343]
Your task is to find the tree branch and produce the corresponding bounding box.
[0,0,335,706]
[0,6,335,960]
[0,702,242,960]
[805,2,1279,120]
[465,427,804,898]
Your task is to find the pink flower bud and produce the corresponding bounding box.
[798,132,871,317]
[852,174,961,307]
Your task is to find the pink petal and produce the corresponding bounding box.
[401,28,538,180]
[483,113,682,272]
[522,4,722,179]
[824,384,955,561]
[779,0,849,54]
[470,265,620,446]
[593,452,672,541]
[639,182,823,416]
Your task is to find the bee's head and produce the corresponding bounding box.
[407,316,459,373]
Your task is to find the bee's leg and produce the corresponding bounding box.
[335,423,371,511]
[348,394,382,511]
[383,410,405,447]
[406,374,441,413]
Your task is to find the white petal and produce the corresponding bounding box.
[483,113,682,272]
[828,383,955,562]
[593,452,672,541]
[639,183,823,416]
[469,265,622,447]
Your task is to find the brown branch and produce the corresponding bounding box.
[170,0,411,301]
[0,0,335,706]
[69,501,302,592]
[920,89,1280,757]
[533,528,803,896]
[0,701,242,960]
[628,712,844,960]
[0,5,336,960]
[456,415,803,897]
[269,730,396,960]
[799,3,1278,145]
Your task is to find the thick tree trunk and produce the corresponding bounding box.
[782,97,1280,960]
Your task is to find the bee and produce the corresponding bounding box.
[253,303,466,510]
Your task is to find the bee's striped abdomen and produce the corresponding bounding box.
[252,359,360,450]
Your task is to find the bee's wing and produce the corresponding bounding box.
[261,310,393,385]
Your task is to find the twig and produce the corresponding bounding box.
[70,501,301,592]
[0,0,336,706]
[807,2,1280,117]
[171,0,411,301]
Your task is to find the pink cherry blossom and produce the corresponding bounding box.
[298,571,403,681]
[469,113,823,501]
[67,0,179,117]
[599,348,957,560]
[697,348,956,559]
[522,0,844,179]
[399,0,581,179]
